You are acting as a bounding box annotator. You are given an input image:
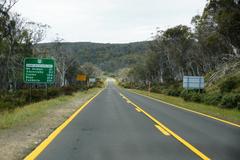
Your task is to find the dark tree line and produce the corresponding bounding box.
[37,41,148,73]
[120,0,240,86]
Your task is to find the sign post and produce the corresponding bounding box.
[76,74,87,82]
[89,78,96,83]
[24,58,55,84]
[24,58,55,101]
[76,74,87,89]
[183,76,204,91]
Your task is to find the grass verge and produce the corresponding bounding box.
[129,89,240,125]
[0,88,101,129]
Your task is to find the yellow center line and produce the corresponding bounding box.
[120,92,211,160]
[155,125,170,136]
[126,100,132,104]
[24,89,104,160]
[135,108,141,112]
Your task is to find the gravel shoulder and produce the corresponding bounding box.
[0,88,101,160]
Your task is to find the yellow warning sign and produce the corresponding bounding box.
[76,74,87,81]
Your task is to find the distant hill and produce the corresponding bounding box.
[37,41,150,73]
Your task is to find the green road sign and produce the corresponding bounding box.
[24,58,55,84]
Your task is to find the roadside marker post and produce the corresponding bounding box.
[46,83,48,100]
[29,84,32,103]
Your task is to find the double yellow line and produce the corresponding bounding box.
[119,93,211,160]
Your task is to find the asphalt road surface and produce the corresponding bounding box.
[36,80,240,160]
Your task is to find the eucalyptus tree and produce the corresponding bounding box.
[51,36,78,87]
[0,0,49,90]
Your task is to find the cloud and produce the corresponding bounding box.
[12,0,206,43]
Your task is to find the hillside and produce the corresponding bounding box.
[37,41,150,73]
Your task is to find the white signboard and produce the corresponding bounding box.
[183,76,204,89]
[89,78,96,83]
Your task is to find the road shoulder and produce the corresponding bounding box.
[127,89,240,126]
[0,88,101,160]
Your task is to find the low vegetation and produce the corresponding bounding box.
[0,88,101,129]
[0,80,104,112]
[119,71,240,110]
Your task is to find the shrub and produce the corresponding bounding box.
[220,94,240,109]
[151,85,162,93]
[13,98,26,107]
[166,86,183,97]
[120,82,135,89]
[191,92,202,102]
[219,76,239,93]
[30,89,45,102]
[0,85,84,112]
[95,81,104,88]
[180,90,203,102]
[180,90,192,101]
[203,93,222,105]
[62,86,77,95]
[0,100,13,111]
[48,88,62,98]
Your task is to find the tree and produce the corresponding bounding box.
[206,0,240,53]
[81,62,102,78]
[51,35,78,87]
[0,0,49,91]
[123,0,239,89]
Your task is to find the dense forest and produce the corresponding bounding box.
[37,41,149,73]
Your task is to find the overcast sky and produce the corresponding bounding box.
[12,0,206,43]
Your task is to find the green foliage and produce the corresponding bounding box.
[47,88,62,98]
[0,101,13,111]
[62,86,78,95]
[203,93,222,106]
[0,85,95,112]
[191,92,203,103]
[150,85,162,94]
[180,90,202,102]
[38,41,148,73]
[117,0,240,112]
[0,88,101,129]
[0,2,49,91]
[210,0,240,49]
[119,82,134,89]
[219,76,239,93]
[165,85,182,97]
[220,94,240,109]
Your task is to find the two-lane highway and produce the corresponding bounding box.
[27,80,240,160]
[121,89,240,160]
